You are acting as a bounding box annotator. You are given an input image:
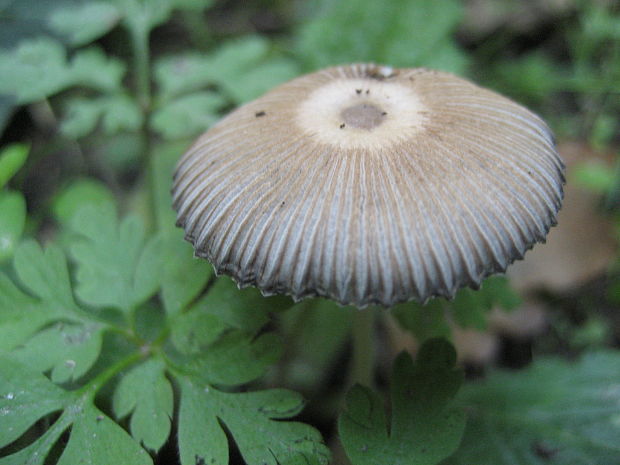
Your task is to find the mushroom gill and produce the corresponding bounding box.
[172,63,565,307]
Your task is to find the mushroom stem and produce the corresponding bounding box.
[349,307,377,388]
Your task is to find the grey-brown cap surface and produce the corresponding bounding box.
[172,64,565,308]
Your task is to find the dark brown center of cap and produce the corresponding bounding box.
[340,103,385,130]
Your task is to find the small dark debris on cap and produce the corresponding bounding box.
[255,111,266,117]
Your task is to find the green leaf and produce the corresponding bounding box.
[69,202,162,313]
[154,36,299,103]
[0,143,29,188]
[339,339,465,465]
[572,161,616,194]
[0,274,56,351]
[447,351,620,465]
[489,53,564,104]
[0,38,68,103]
[160,231,213,316]
[451,276,521,329]
[57,404,153,465]
[0,358,69,448]
[151,91,225,139]
[0,38,125,103]
[13,240,79,315]
[0,191,26,263]
[178,378,330,465]
[198,276,292,333]
[177,379,227,465]
[171,304,226,354]
[0,356,152,465]
[151,143,213,315]
[48,1,121,46]
[393,277,521,338]
[113,359,173,452]
[11,322,104,383]
[61,94,143,139]
[185,331,282,386]
[297,0,467,73]
[151,141,185,231]
[52,178,116,226]
[391,299,451,342]
[218,58,298,104]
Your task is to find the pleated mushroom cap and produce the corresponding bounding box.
[172,64,565,307]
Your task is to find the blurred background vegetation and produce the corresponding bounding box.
[0,0,619,464]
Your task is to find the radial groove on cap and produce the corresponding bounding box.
[173,63,565,307]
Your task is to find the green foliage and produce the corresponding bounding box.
[112,359,173,452]
[61,94,143,138]
[392,276,521,341]
[339,339,465,465]
[0,358,153,465]
[52,178,117,225]
[0,144,29,189]
[48,2,122,47]
[2,1,618,464]
[297,0,467,73]
[154,36,299,108]
[0,39,125,103]
[484,1,620,148]
[178,380,330,465]
[69,200,162,312]
[572,161,616,195]
[151,91,226,140]
[447,350,620,465]
[0,200,326,464]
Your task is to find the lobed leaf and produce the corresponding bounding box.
[151,91,226,140]
[184,331,282,386]
[0,274,54,351]
[0,356,152,465]
[61,94,142,139]
[159,231,213,316]
[69,201,162,313]
[0,39,125,104]
[0,358,69,449]
[199,276,292,333]
[48,1,122,47]
[11,322,104,384]
[154,36,299,104]
[52,178,117,226]
[170,306,227,355]
[56,405,153,465]
[447,351,620,465]
[113,359,173,452]
[178,378,330,465]
[13,240,80,316]
[339,339,465,465]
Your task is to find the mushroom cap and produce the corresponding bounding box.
[172,64,565,308]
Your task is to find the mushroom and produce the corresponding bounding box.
[172,64,564,308]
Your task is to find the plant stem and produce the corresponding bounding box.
[349,307,376,388]
[77,351,144,400]
[130,23,151,113]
